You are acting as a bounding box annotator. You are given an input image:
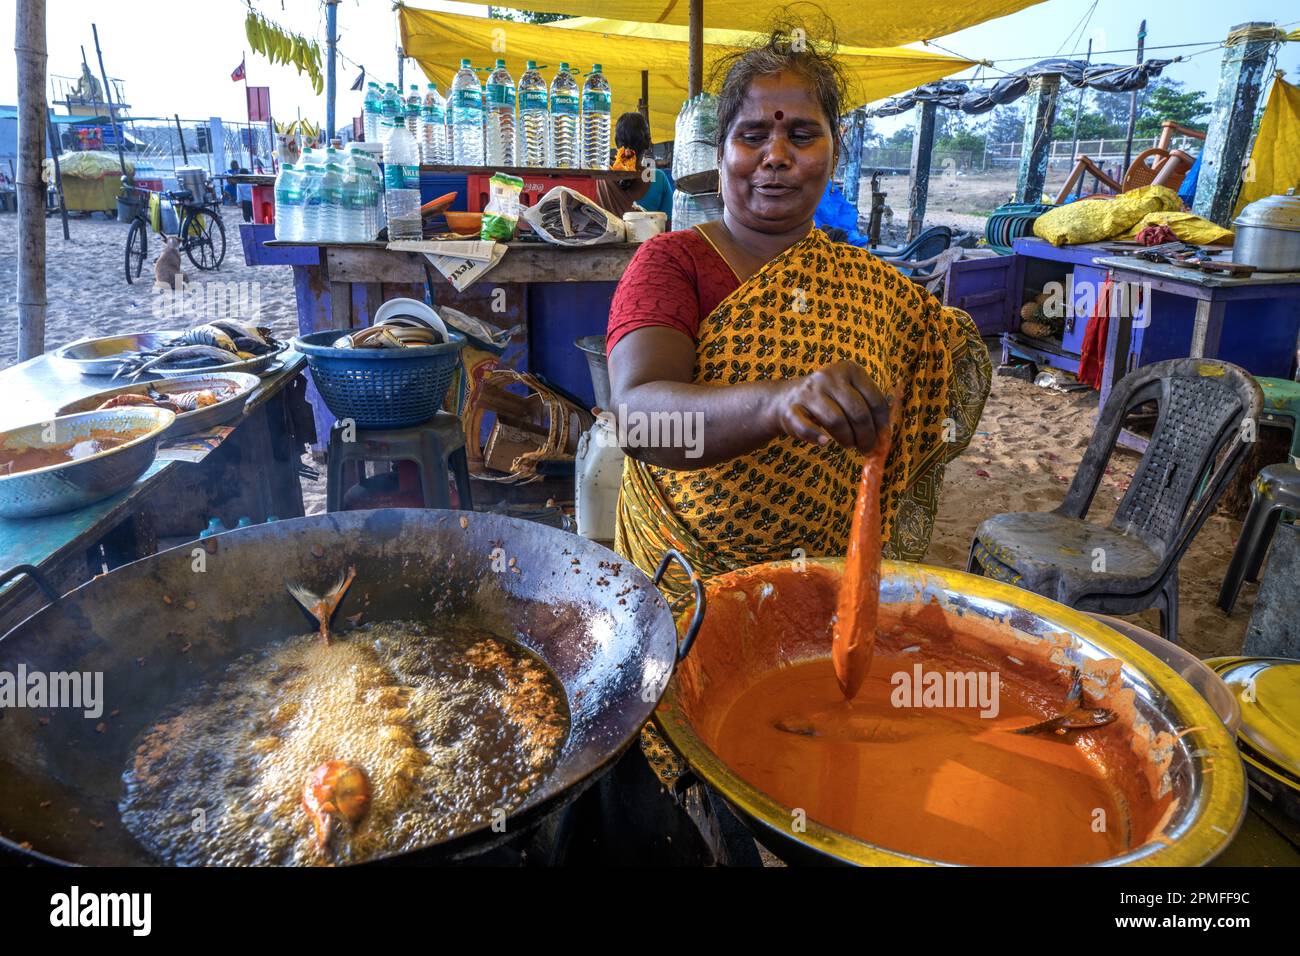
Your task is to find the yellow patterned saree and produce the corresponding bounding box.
[615,226,992,598]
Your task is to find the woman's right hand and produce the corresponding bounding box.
[768,361,892,454]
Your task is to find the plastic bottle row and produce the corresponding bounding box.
[362,60,612,170]
[273,145,388,244]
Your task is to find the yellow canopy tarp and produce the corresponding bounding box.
[399,8,975,142]
[442,0,1046,48]
[1234,75,1300,218]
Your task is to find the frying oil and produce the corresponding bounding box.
[119,621,569,866]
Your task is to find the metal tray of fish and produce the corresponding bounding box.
[149,343,286,379]
[53,373,262,439]
[52,332,182,378]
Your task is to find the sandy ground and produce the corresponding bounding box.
[0,209,1257,656]
[0,210,300,367]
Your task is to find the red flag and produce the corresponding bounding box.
[231,58,246,82]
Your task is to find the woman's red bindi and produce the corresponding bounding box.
[774,110,784,120]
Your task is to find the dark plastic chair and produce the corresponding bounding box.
[1217,463,1300,614]
[873,225,952,276]
[968,358,1263,642]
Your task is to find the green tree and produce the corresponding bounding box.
[1133,81,1210,137]
[489,7,570,23]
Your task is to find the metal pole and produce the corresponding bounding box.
[17,0,48,361]
[397,46,405,91]
[325,0,339,143]
[688,0,703,98]
[173,113,189,164]
[45,108,70,239]
[640,70,650,123]
[91,23,128,178]
[1121,20,1147,176]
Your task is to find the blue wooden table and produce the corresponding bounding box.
[0,350,312,632]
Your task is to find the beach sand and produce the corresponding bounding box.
[0,211,1258,656]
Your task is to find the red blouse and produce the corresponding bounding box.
[605,228,740,356]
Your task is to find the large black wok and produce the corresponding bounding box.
[0,509,702,865]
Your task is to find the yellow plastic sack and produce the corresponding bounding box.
[148,192,162,234]
[1118,211,1235,246]
[1033,185,1182,247]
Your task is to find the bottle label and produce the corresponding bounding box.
[519,89,548,112]
[421,106,444,122]
[552,94,579,116]
[384,164,419,190]
[454,89,482,111]
[582,91,611,113]
[487,83,515,109]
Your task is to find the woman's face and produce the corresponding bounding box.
[719,71,836,234]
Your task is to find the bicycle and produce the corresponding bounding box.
[124,184,227,284]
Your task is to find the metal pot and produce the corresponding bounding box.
[0,510,704,865]
[655,558,1246,866]
[1232,191,1300,272]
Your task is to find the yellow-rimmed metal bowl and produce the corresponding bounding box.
[655,558,1247,867]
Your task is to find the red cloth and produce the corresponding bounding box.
[1077,276,1114,390]
[605,229,740,356]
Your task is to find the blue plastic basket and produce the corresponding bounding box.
[292,329,466,429]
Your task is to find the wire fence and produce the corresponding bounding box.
[49,116,276,178]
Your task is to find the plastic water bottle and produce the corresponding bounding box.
[383,118,422,240]
[273,163,303,241]
[581,64,612,169]
[299,164,322,241]
[419,83,448,165]
[450,58,484,166]
[549,61,580,168]
[346,145,382,236]
[363,82,382,142]
[406,85,422,137]
[517,60,549,168]
[485,59,516,167]
[320,163,345,242]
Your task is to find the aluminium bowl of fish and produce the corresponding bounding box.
[52,332,180,378]
[0,509,700,866]
[0,407,175,518]
[54,373,261,439]
[654,558,1246,867]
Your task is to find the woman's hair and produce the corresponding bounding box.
[710,10,848,158]
[614,111,653,157]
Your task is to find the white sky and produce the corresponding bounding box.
[2,0,1299,134]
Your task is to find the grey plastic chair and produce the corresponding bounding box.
[968,358,1263,642]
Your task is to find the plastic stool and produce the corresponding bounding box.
[1257,376,1300,466]
[326,412,473,513]
[1217,463,1300,613]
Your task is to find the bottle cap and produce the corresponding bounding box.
[496,58,506,68]
[527,60,538,69]
[560,62,570,71]
[461,58,472,68]
[592,63,602,71]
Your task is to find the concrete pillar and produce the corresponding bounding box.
[1192,22,1276,225]
[1015,74,1061,203]
[907,100,937,240]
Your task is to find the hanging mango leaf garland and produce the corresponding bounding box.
[245,8,324,95]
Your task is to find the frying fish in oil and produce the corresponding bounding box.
[119,620,570,866]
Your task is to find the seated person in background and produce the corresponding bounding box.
[597,112,675,227]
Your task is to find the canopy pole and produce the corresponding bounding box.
[640,70,650,123]
[688,0,703,98]
[843,108,866,209]
[174,114,189,164]
[1192,21,1276,225]
[91,23,128,178]
[1121,19,1147,177]
[907,101,936,241]
[45,108,70,241]
[325,0,339,143]
[16,0,48,361]
[1014,74,1061,203]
